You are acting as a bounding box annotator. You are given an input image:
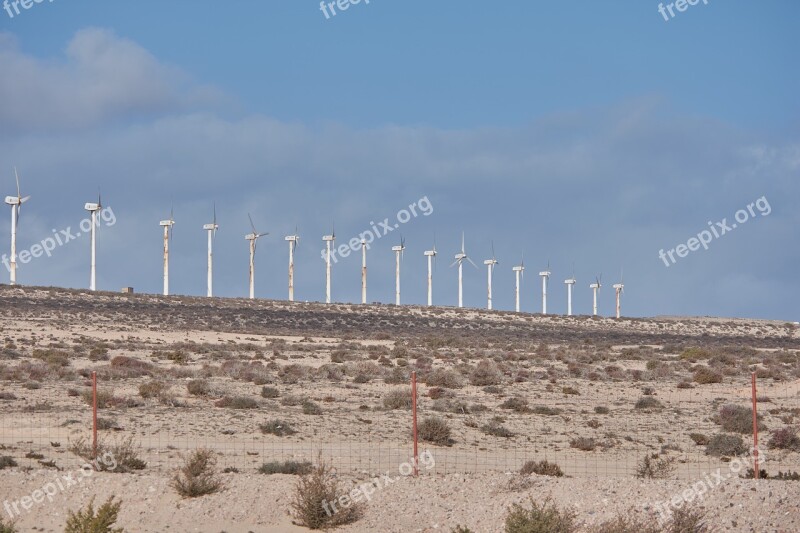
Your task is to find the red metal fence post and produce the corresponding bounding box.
[92,370,98,461]
[411,370,418,476]
[751,372,759,479]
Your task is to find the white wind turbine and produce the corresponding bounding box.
[483,242,498,310]
[285,227,299,302]
[423,237,437,307]
[450,232,477,308]
[84,193,102,291]
[4,168,31,286]
[159,206,175,296]
[512,255,525,313]
[245,214,268,300]
[564,267,577,316]
[539,262,551,314]
[613,270,624,319]
[202,204,218,297]
[322,226,335,304]
[391,236,406,305]
[590,274,602,317]
[360,238,367,304]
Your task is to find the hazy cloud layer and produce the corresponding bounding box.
[0,30,797,320]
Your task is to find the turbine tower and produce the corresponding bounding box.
[613,271,624,319]
[512,255,524,313]
[539,262,551,314]
[450,232,477,308]
[360,239,367,304]
[483,243,498,310]
[322,226,335,304]
[564,274,577,316]
[391,237,405,305]
[159,207,175,296]
[245,214,268,300]
[84,193,102,292]
[590,275,602,317]
[4,168,31,286]
[423,238,437,306]
[285,228,299,302]
[202,204,218,297]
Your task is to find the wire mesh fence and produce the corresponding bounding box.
[2,370,798,481]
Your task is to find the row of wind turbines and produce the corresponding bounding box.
[5,171,626,317]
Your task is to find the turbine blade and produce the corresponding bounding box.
[14,167,20,199]
[449,259,459,268]
[248,213,257,234]
[467,257,478,269]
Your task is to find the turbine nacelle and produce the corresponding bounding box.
[484,259,498,266]
[589,282,601,289]
[159,220,175,227]
[613,283,624,290]
[203,223,219,231]
[285,235,299,242]
[539,271,551,277]
[85,203,101,212]
[424,250,436,257]
[513,265,524,272]
[392,245,404,252]
[564,278,577,285]
[322,235,335,242]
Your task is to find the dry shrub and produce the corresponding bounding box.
[259,460,312,475]
[481,421,514,438]
[418,416,454,446]
[470,360,503,386]
[768,427,800,450]
[172,448,223,498]
[215,395,258,409]
[635,454,675,479]
[634,397,663,410]
[718,404,762,434]
[302,400,323,415]
[383,389,412,410]
[594,406,610,415]
[594,506,707,533]
[0,516,16,533]
[0,456,17,470]
[426,369,464,389]
[532,406,562,416]
[500,396,530,413]
[705,434,746,457]
[504,498,576,533]
[261,386,280,398]
[689,433,709,445]
[69,436,146,473]
[186,379,211,396]
[291,458,362,529]
[259,419,297,437]
[569,437,596,451]
[693,367,722,384]
[109,356,153,377]
[64,496,124,533]
[520,460,563,477]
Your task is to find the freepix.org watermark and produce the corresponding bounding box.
[1,206,116,273]
[319,196,433,264]
[3,452,117,519]
[319,0,370,20]
[322,450,435,518]
[648,446,766,524]
[657,0,709,22]
[3,0,55,19]
[658,196,770,267]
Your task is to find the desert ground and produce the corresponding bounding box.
[0,285,799,531]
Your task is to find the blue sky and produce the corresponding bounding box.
[0,1,798,319]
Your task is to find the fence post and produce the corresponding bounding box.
[411,370,418,476]
[92,370,98,461]
[751,372,759,479]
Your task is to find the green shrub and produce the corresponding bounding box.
[0,456,17,470]
[64,496,124,533]
[718,404,762,434]
[171,449,222,498]
[693,367,722,384]
[504,498,576,533]
[418,416,453,446]
[705,434,747,457]
[520,460,563,477]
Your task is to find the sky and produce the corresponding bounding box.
[0,0,798,320]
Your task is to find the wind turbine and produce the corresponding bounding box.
[539,262,551,315]
[5,168,31,286]
[590,274,602,317]
[391,236,406,305]
[84,192,102,291]
[159,206,175,296]
[564,267,577,316]
[450,232,477,308]
[322,226,335,304]
[483,242,498,310]
[285,228,299,302]
[245,214,268,300]
[512,255,524,313]
[202,204,218,297]
[613,270,624,319]
[423,237,437,307]
[360,238,367,304]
